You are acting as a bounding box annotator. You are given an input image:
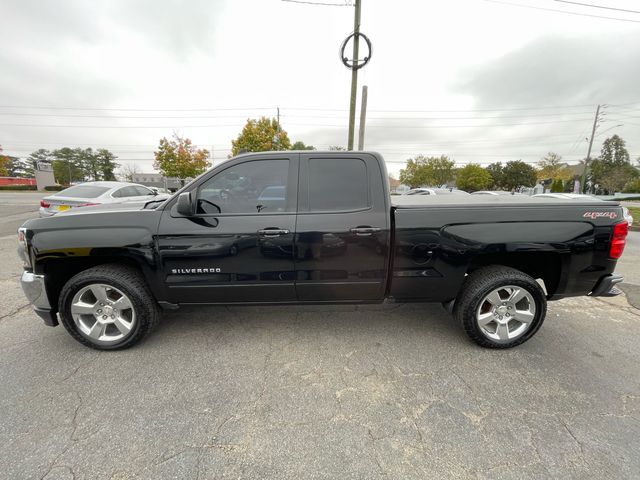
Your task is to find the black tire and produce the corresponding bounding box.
[453,266,547,349]
[58,264,161,350]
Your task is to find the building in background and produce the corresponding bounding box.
[388,177,409,194]
[34,162,56,190]
[132,173,181,192]
[0,177,36,187]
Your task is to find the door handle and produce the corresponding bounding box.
[258,228,290,237]
[350,226,381,236]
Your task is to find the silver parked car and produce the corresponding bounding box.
[39,181,170,217]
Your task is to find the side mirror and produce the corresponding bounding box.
[176,192,194,216]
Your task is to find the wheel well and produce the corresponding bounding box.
[467,253,561,297]
[43,257,142,311]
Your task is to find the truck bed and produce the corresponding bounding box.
[389,194,623,303]
[391,194,620,208]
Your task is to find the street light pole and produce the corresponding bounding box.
[347,0,361,151]
[581,104,601,193]
[357,85,368,151]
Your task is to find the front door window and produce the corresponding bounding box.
[196,160,290,215]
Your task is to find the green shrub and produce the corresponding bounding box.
[0,185,37,191]
[550,178,564,193]
[623,178,640,194]
[44,185,66,191]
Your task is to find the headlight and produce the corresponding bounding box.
[17,227,32,269]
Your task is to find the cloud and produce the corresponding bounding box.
[111,0,228,57]
[456,31,640,108]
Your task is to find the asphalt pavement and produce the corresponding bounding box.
[1,192,639,479]
[0,191,45,236]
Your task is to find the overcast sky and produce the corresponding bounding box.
[1,0,639,177]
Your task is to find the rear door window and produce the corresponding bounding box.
[308,158,368,211]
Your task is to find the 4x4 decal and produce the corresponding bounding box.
[583,211,618,220]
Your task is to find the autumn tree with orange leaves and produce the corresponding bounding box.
[154,133,210,185]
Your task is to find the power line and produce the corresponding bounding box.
[0,105,277,112]
[0,110,597,120]
[282,111,596,120]
[281,0,353,6]
[0,133,585,150]
[0,113,276,120]
[285,104,599,112]
[0,118,596,129]
[480,0,640,23]
[553,0,640,15]
[0,102,625,113]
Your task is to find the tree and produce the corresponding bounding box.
[0,145,10,176]
[537,152,572,182]
[291,141,315,151]
[501,160,537,190]
[231,117,291,156]
[589,135,638,194]
[550,178,564,193]
[399,155,455,188]
[119,163,140,182]
[600,134,629,166]
[154,133,210,184]
[328,146,347,151]
[623,178,640,193]
[7,156,34,178]
[51,148,85,184]
[456,164,491,192]
[81,148,101,181]
[27,148,53,171]
[598,164,638,194]
[486,162,504,189]
[95,149,118,180]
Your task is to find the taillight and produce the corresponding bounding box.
[40,200,50,208]
[609,221,628,259]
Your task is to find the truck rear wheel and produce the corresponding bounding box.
[454,266,547,348]
[58,264,160,350]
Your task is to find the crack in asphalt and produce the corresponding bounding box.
[39,393,83,480]
[0,303,30,322]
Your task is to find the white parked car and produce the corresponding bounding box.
[471,190,520,196]
[39,181,170,217]
[403,188,469,196]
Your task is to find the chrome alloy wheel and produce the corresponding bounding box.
[70,284,136,344]
[476,285,536,342]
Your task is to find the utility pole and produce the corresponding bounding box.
[347,0,361,150]
[277,107,280,129]
[357,85,368,151]
[581,104,601,193]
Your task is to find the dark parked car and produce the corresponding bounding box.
[18,151,628,350]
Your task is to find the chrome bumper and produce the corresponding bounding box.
[20,271,58,326]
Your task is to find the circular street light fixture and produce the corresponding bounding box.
[340,32,372,70]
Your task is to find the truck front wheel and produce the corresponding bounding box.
[454,266,547,348]
[58,264,160,350]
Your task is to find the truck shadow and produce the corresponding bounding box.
[151,302,469,350]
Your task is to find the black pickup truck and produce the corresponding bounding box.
[18,151,628,350]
